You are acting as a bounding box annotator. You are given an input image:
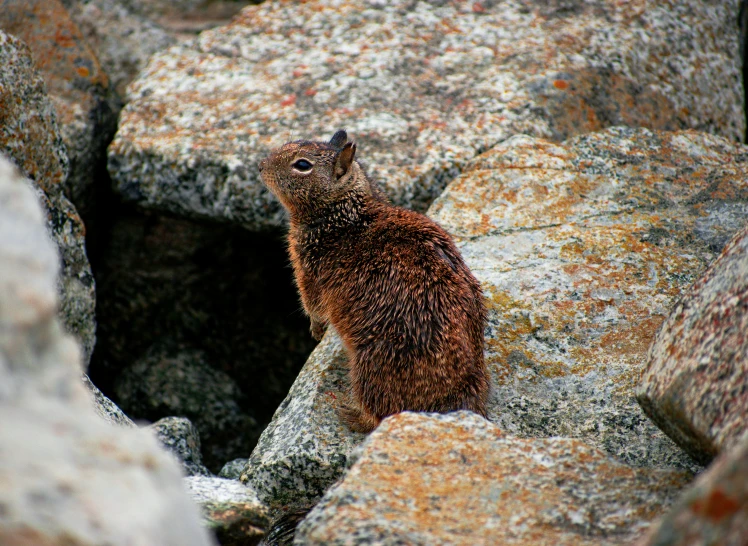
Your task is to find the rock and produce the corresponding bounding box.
[240,331,365,516]
[149,416,212,477]
[296,412,690,546]
[637,225,748,464]
[0,0,120,213]
[638,432,748,546]
[185,476,269,546]
[62,0,176,98]
[0,30,97,364]
[219,459,247,480]
[114,345,258,472]
[428,127,748,473]
[90,209,315,472]
[109,0,743,230]
[82,374,136,427]
[0,154,215,546]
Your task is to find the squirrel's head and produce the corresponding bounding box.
[259,130,367,215]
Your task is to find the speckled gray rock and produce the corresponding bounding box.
[240,331,365,517]
[185,476,269,546]
[296,412,689,546]
[149,416,212,477]
[114,346,258,472]
[219,458,247,480]
[0,0,120,213]
[428,127,748,473]
[82,374,136,428]
[109,0,743,230]
[638,432,748,546]
[0,154,215,546]
[637,226,748,465]
[0,30,97,364]
[62,0,176,98]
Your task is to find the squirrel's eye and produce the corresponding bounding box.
[292,159,313,172]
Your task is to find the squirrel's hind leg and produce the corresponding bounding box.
[337,395,381,433]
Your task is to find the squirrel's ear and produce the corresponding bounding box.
[334,142,356,179]
[329,130,348,148]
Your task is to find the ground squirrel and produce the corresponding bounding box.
[259,130,489,432]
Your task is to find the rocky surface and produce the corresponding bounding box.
[296,412,690,546]
[0,153,215,546]
[0,30,97,364]
[114,345,258,472]
[219,458,247,480]
[240,332,365,517]
[149,416,212,477]
[429,127,748,472]
[82,373,136,427]
[185,476,269,546]
[109,0,744,230]
[637,225,748,464]
[638,432,748,546]
[0,0,120,214]
[90,209,315,472]
[62,0,176,98]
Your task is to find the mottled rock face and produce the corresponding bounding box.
[428,127,748,472]
[240,332,365,515]
[0,0,120,213]
[148,416,212,477]
[82,374,136,428]
[185,476,269,546]
[296,412,690,546]
[62,0,176,98]
[637,226,748,464]
[638,432,748,546]
[0,154,215,546]
[0,30,97,364]
[108,0,743,230]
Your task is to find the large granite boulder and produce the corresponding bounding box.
[0,154,214,546]
[638,432,748,546]
[148,416,212,477]
[243,127,748,524]
[61,0,176,98]
[0,30,97,364]
[109,0,744,230]
[430,127,748,472]
[637,225,748,464]
[0,0,120,214]
[296,412,690,546]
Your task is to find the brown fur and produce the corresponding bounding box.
[259,130,489,432]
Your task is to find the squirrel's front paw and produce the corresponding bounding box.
[310,320,327,341]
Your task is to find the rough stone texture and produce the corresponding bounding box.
[0,0,120,213]
[240,331,366,517]
[109,0,744,230]
[90,209,315,472]
[0,154,215,546]
[296,412,690,546]
[114,346,258,472]
[0,30,97,364]
[82,374,136,428]
[149,416,212,477]
[427,127,748,472]
[637,226,748,464]
[219,458,247,480]
[638,432,748,546]
[62,0,176,98]
[186,476,269,546]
